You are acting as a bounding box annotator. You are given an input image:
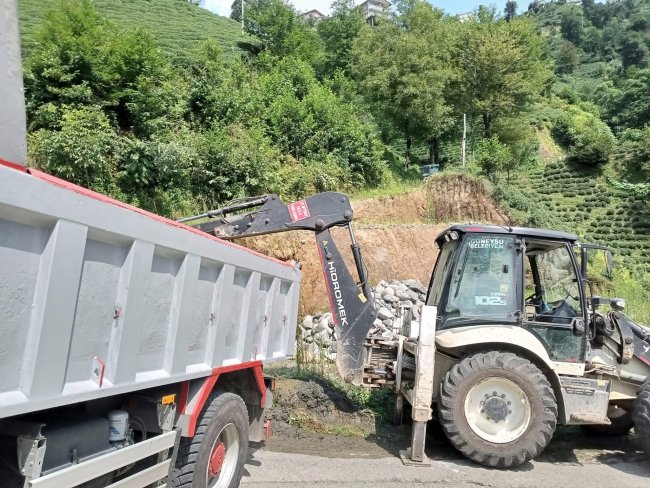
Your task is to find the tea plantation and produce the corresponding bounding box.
[18,0,252,60]
[507,161,650,323]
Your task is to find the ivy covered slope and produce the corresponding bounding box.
[18,0,252,59]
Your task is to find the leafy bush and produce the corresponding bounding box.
[552,105,616,165]
[614,125,650,180]
[29,106,118,194]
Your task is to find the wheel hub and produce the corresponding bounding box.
[209,442,226,477]
[483,394,510,422]
[464,377,532,444]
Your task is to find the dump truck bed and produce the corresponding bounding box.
[0,162,301,419]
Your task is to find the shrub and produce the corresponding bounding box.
[552,106,616,165]
[29,106,118,194]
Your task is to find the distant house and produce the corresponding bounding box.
[300,9,327,23]
[359,0,390,25]
[457,11,475,23]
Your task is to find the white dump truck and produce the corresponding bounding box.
[1,4,301,487]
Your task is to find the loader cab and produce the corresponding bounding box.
[427,225,588,362]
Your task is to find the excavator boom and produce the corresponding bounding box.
[181,192,377,384]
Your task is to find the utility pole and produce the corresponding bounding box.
[241,0,245,34]
[461,113,467,167]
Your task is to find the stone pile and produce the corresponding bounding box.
[299,279,427,362]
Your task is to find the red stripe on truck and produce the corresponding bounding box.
[0,159,293,268]
[182,360,266,437]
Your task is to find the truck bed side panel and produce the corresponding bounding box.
[0,164,301,419]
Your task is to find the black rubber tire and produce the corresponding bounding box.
[173,392,249,488]
[438,351,558,468]
[632,380,650,454]
[581,411,634,436]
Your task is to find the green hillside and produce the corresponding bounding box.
[18,0,252,59]
[510,162,650,271]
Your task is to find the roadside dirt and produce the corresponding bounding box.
[264,373,407,459]
[263,376,646,466]
[243,224,444,314]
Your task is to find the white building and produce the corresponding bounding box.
[359,0,390,25]
[457,11,475,23]
[300,9,327,23]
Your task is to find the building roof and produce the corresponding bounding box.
[301,9,326,17]
[359,0,390,6]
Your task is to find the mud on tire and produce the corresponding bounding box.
[438,351,557,468]
[632,380,650,454]
[173,392,249,488]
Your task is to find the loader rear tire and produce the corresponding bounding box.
[173,392,249,488]
[633,380,650,454]
[438,351,557,468]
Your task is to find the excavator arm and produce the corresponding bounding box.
[179,192,376,384]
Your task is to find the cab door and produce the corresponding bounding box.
[522,241,587,363]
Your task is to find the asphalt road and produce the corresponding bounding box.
[241,448,650,488]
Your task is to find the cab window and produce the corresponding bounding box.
[427,240,458,308]
[444,235,518,323]
[526,244,582,324]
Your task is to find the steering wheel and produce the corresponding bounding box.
[547,274,580,302]
[526,290,542,303]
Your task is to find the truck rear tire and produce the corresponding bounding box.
[173,392,249,488]
[438,351,557,468]
[633,380,650,454]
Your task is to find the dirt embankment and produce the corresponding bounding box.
[241,174,506,315]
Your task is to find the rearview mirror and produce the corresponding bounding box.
[605,250,613,279]
[580,244,614,281]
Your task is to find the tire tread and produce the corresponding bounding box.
[438,351,557,468]
[172,392,248,488]
[632,380,650,453]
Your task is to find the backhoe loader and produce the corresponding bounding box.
[186,192,650,468]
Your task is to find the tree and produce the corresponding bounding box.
[261,57,387,185]
[185,40,259,128]
[231,0,323,65]
[475,136,511,183]
[504,1,518,22]
[599,69,650,131]
[29,106,117,193]
[556,40,579,74]
[24,0,182,136]
[615,126,650,180]
[527,1,543,14]
[553,106,616,165]
[230,0,251,23]
[457,16,552,137]
[316,0,367,76]
[619,32,649,69]
[560,10,583,46]
[352,1,457,166]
